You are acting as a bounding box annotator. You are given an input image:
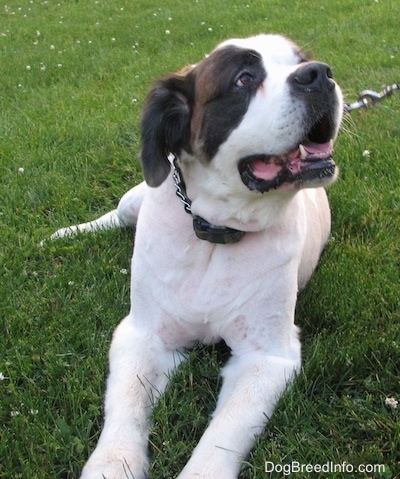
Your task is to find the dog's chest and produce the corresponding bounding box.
[141,232,260,318]
[134,219,297,348]
[131,180,307,348]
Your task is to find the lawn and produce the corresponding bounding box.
[0,0,399,478]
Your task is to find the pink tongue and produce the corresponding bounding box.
[303,141,332,156]
[250,141,333,181]
[251,161,283,180]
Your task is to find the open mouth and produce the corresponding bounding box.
[238,118,337,193]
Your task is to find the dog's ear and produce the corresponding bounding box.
[140,71,193,187]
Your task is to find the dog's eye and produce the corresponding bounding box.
[236,73,253,87]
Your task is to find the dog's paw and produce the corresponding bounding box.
[80,462,148,479]
[176,464,237,479]
[80,448,149,479]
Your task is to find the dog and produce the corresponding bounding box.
[48,34,343,478]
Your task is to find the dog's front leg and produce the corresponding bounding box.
[177,345,301,479]
[80,316,184,479]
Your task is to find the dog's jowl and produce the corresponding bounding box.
[71,34,343,479]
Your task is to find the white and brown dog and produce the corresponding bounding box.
[49,34,343,478]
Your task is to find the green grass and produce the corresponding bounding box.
[1,0,399,478]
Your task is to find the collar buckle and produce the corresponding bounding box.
[192,215,246,244]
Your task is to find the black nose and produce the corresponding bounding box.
[291,62,335,93]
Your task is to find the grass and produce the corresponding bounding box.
[0,0,399,478]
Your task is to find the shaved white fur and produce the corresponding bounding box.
[46,34,343,479]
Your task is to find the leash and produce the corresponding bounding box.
[344,83,400,113]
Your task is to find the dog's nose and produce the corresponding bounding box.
[291,62,335,93]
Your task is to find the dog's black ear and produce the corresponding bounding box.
[141,72,193,187]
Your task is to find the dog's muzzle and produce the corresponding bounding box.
[239,61,341,193]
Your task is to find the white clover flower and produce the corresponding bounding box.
[50,44,55,50]
[26,65,31,70]
[0,372,7,380]
[165,30,170,35]
[385,397,398,410]
[120,268,128,275]
[11,411,21,417]
[362,150,371,158]
[18,167,24,173]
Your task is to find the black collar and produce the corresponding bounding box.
[172,157,246,244]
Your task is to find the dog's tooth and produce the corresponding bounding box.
[329,139,334,150]
[299,144,308,159]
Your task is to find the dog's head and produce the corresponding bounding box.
[141,34,343,198]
